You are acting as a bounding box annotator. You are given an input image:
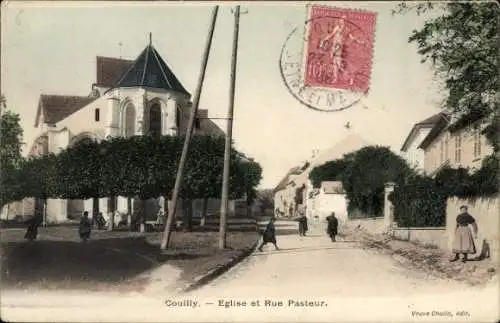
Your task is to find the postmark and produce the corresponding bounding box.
[279,5,377,112]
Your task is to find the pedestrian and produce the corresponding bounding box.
[326,212,339,242]
[24,212,43,242]
[95,212,106,230]
[296,213,308,237]
[79,211,92,242]
[450,205,478,263]
[258,217,279,251]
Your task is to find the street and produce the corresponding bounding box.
[1,220,498,322]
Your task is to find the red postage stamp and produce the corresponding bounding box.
[304,5,377,93]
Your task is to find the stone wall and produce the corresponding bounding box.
[346,216,386,235]
[392,227,447,250]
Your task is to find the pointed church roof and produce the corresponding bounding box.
[114,44,190,96]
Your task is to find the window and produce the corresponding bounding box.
[94,108,100,122]
[444,134,449,162]
[149,103,162,138]
[195,117,201,129]
[440,140,444,164]
[176,104,182,129]
[124,103,136,137]
[454,133,462,164]
[473,130,482,158]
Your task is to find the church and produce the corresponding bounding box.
[8,39,235,224]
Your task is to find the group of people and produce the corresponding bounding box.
[293,212,338,241]
[257,212,339,251]
[23,210,106,243]
[257,205,481,264]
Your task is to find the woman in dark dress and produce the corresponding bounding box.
[326,212,339,242]
[79,211,92,242]
[24,213,43,241]
[450,205,478,263]
[258,217,279,251]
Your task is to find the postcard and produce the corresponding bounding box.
[1,1,498,322]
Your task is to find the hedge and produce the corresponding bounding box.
[309,146,414,217]
[7,135,262,204]
[390,154,498,227]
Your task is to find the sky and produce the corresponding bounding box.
[1,1,444,189]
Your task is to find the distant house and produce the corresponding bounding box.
[400,112,448,172]
[273,164,307,217]
[418,114,493,176]
[273,134,372,219]
[309,181,348,223]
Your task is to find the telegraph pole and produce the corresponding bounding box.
[219,5,241,249]
[160,6,219,250]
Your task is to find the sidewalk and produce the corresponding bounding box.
[343,226,498,287]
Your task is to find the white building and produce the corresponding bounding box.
[309,181,348,224]
[273,134,372,220]
[7,40,228,223]
[400,112,449,172]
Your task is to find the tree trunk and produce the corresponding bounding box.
[159,195,166,226]
[139,199,145,233]
[184,199,193,231]
[43,199,47,227]
[200,198,208,227]
[107,196,116,231]
[127,197,132,230]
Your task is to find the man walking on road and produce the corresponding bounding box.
[326,213,339,242]
[297,213,308,237]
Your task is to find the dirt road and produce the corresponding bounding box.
[1,220,498,322]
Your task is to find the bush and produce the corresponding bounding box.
[310,146,415,218]
[390,176,446,227]
[391,154,498,227]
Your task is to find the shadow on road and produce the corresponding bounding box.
[251,244,359,256]
[1,237,159,290]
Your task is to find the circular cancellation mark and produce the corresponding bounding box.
[279,10,376,113]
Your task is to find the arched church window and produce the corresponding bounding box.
[124,103,136,137]
[149,103,162,138]
[176,104,182,130]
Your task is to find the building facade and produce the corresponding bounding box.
[400,112,447,172]
[418,116,493,176]
[7,41,227,223]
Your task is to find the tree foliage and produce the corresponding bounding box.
[389,176,446,227]
[390,154,498,227]
[395,2,499,150]
[309,159,348,188]
[1,101,25,207]
[309,146,414,217]
[11,135,262,203]
[256,189,274,214]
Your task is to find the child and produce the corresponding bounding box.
[258,217,279,251]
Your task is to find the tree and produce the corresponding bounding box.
[395,2,499,151]
[0,97,25,208]
[309,146,414,217]
[256,189,274,216]
[309,159,348,188]
[11,134,262,233]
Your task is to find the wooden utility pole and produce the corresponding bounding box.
[160,6,219,250]
[219,6,241,250]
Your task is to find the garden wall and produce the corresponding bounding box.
[392,227,447,249]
